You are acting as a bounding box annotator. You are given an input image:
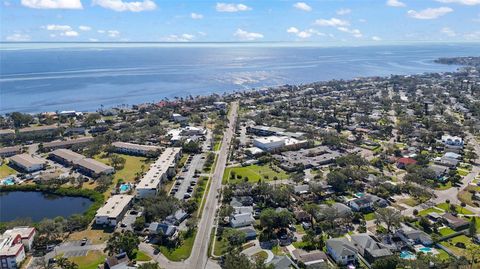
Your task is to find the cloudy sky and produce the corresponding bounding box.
[2,0,480,44]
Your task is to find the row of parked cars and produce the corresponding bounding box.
[170,154,200,200]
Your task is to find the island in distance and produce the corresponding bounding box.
[1,56,480,269]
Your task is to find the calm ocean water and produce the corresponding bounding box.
[1,43,479,114]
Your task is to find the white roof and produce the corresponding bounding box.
[96,195,133,218]
[137,147,181,190]
[10,154,44,168]
[254,136,285,144]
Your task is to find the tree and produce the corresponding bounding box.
[224,228,246,250]
[374,208,401,234]
[469,218,477,237]
[138,263,160,269]
[222,249,253,269]
[372,256,399,269]
[327,170,349,193]
[95,175,113,192]
[56,258,78,269]
[110,154,126,170]
[10,112,33,128]
[105,231,140,259]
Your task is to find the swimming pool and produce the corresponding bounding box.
[419,247,433,253]
[355,192,365,198]
[119,183,131,193]
[2,178,15,185]
[400,251,416,260]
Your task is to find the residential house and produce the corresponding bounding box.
[349,197,374,212]
[1,227,35,251]
[442,213,470,231]
[292,249,329,269]
[396,227,433,246]
[104,252,135,269]
[266,256,293,269]
[230,213,255,228]
[396,157,417,169]
[0,233,25,269]
[326,237,358,266]
[350,234,393,264]
[148,223,178,239]
[237,227,257,241]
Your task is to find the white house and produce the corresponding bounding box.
[95,195,134,227]
[326,237,358,266]
[441,135,463,147]
[172,113,188,122]
[230,213,255,228]
[2,227,35,251]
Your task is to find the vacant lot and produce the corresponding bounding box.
[223,164,290,184]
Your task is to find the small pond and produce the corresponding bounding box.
[0,191,93,222]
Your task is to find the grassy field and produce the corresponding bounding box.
[436,203,473,215]
[440,235,477,259]
[68,250,105,269]
[223,164,290,184]
[435,181,453,190]
[135,250,152,262]
[418,207,443,217]
[213,236,229,256]
[94,153,149,183]
[159,231,196,261]
[458,185,480,207]
[438,227,456,236]
[0,161,17,178]
[364,212,376,221]
[67,228,111,244]
[398,197,421,207]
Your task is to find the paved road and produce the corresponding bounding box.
[142,102,238,269]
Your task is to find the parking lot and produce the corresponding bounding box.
[171,153,205,200]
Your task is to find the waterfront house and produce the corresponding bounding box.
[0,233,26,269]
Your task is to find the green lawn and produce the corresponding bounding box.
[436,203,473,215]
[223,164,290,184]
[440,235,477,259]
[68,250,105,269]
[438,227,456,236]
[213,236,229,256]
[159,231,196,261]
[95,153,149,183]
[399,197,421,207]
[458,185,480,207]
[457,169,469,177]
[0,161,16,178]
[135,250,152,262]
[364,212,376,221]
[418,207,444,217]
[435,181,453,190]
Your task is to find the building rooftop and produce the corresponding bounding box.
[10,154,44,168]
[96,195,133,218]
[51,148,85,162]
[137,147,181,189]
[75,158,114,174]
[112,141,161,152]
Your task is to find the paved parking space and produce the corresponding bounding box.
[63,250,88,258]
[173,153,205,200]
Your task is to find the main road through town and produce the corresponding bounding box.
[140,101,238,269]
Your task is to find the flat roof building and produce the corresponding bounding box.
[112,142,161,157]
[43,137,94,151]
[95,195,134,227]
[136,147,182,198]
[9,154,45,173]
[0,146,22,158]
[49,149,114,177]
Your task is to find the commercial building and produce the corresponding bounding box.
[9,154,45,173]
[111,142,161,157]
[95,195,134,227]
[136,147,182,198]
[253,136,308,152]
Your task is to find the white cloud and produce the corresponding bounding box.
[337,27,362,38]
[386,0,406,7]
[107,30,120,37]
[89,38,99,42]
[21,0,82,9]
[464,31,480,39]
[336,8,351,15]
[161,33,195,42]
[97,30,105,34]
[79,25,91,31]
[44,24,72,31]
[372,36,382,41]
[191,12,203,19]
[314,17,349,27]
[233,29,263,41]
[61,30,79,37]
[286,27,299,33]
[93,0,156,12]
[6,33,30,41]
[215,3,251,12]
[287,27,324,39]
[436,0,480,5]
[441,27,456,36]
[293,2,311,12]
[407,7,453,19]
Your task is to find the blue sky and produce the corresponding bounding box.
[1,0,480,44]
